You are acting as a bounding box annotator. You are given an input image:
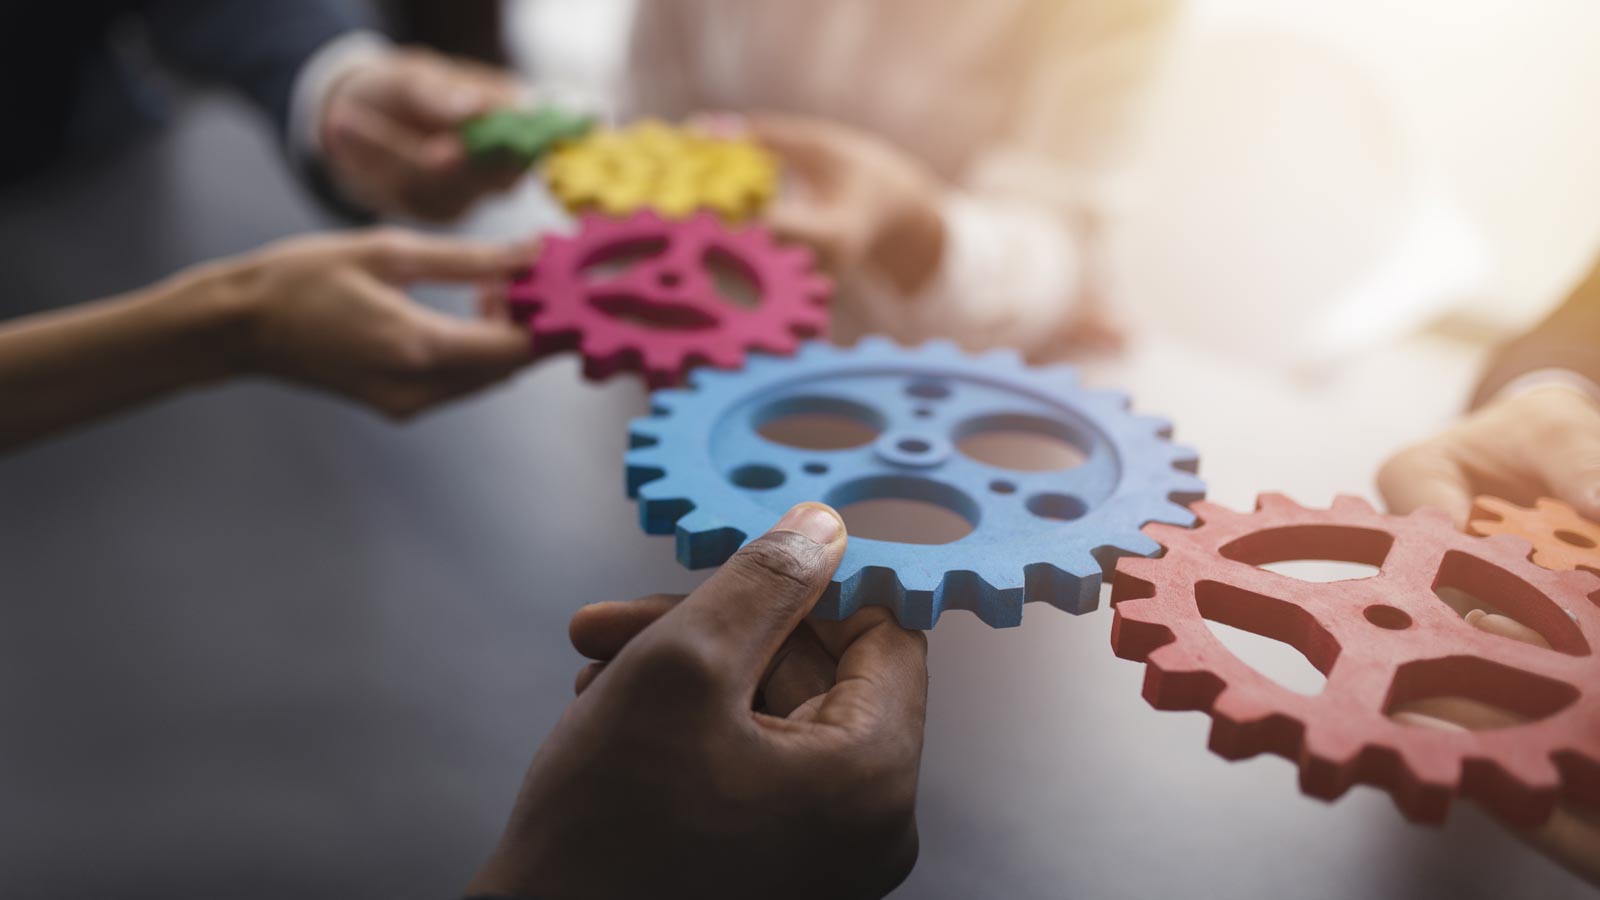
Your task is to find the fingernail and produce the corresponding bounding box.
[773,503,841,545]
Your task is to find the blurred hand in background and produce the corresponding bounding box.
[1378,384,1600,527]
[320,47,527,221]
[749,113,947,296]
[468,503,929,900]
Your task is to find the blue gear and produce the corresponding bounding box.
[625,339,1206,628]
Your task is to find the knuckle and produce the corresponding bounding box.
[630,635,725,692]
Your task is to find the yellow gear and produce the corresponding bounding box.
[542,120,777,221]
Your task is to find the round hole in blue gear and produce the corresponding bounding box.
[625,338,1207,629]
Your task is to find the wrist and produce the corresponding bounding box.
[142,258,265,383]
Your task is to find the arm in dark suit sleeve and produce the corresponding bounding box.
[140,0,375,136]
[1472,256,1600,407]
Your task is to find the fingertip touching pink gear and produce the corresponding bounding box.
[1110,493,1600,827]
[507,210,832,387]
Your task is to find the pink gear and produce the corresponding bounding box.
[507,210,832,387]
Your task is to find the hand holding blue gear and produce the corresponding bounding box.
[626,339,1206,628]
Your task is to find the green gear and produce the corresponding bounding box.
[460,106,596,167]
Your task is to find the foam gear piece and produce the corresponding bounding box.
[460,106,595,167]
[1110,493,1600,827]
[507,210,830,388]
[543,119,777,221]
[626,338,1205,629]
[1470,496,1600,574]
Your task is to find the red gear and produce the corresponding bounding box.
[1470,496,1600,575]
[1110,493,1600,826]
[508,210,830,387]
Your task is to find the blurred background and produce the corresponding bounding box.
[2,1,1598,898]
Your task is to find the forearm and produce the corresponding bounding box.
[0,264,252,452]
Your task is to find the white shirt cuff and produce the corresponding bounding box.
[288,30,393,166]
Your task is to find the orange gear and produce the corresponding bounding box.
[542,119,777,221]
[1470,496,1600,574]
[1110,493,1600,827]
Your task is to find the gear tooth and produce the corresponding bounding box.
[636,478,687,503]
[1470,495,1514,523]
[1558,567,1600,596]
[1113,555,1164,583]
[1494,750,1564,795]
[673,507,723,536]
[1134,414,1175,439]
[1142,520,1195,546]
[795,338,834,361]
[627,417,662,446]
[1406,504,1456,527]
[939,571,1023,628]
[1158,500,1202,526]
[1103,530,1164,561]
[1165,476,1207,506]
[1329,494,1378,516]
[686,364,734,391]
[977,346,1024,368]
[1393,740,1464,791]
[1483,532,1536,561]
[1037,364,1080,387]
[1024,560,1100,615]
[1087,388,1131,411]
[1532,496,1570,516]
[1187,499,1236,524]
[1254,492,1301,513]
[854,334,899,354]
[624,458,666,499]
[913,338,960,359]
[648,389,688,415]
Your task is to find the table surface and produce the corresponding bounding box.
[0,100,1589,900]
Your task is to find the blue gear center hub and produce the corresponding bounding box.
[625,338,1205,629]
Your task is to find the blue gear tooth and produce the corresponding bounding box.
[1023,561,1101,615]
[854,334,899,354]
[794,338,833,361]
[1133,414,1175,439]
[649,389,690,415]
[976,347,1024,369]
[1100,530,1164,561]
[1167,474,1207,503]
[624,451,666,498]
[674,509,746,567]
[1168,443,1201,474]
[625,340,1207,629]
[911,338,957,358]
[1039,364,1081,392]
[1086,388,1132,412]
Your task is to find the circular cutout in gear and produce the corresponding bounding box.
[625,338,1205,629]
[1111,493,1600,827]
[507,210,831,387]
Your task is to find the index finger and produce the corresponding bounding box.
[811,608,929,737]
[356,229,535,283]
[1376,442,1473,527]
